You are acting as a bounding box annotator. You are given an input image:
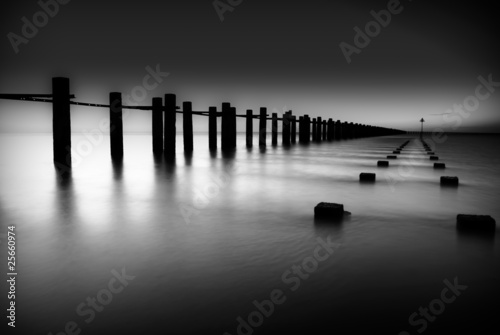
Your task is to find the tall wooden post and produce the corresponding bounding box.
[327,118,333,141]
[152,97,163,154]
[259,107,267,147]
[335,120,341,140]
[164,94,176,156]
[342,122,349,139]
[353,123,358,138]
[420,118,425,139]
[322,121,327,141]
[312,118,317,141]
[183,101,193,153]
[304,115,310,143]
[52,77,72,168]
[282,112,291,146]
[221,102,231,151]
[230,107,237,149]
[272,113,278,146]
[291,115,297,144]
[298,116,304,143]
[246,109,253,148]
[110,92,123,160]
[316,117,322,142]
[209,107,217,150]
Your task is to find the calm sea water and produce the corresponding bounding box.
[0,133,499,334]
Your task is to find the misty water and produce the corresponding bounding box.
[1,133,499,334]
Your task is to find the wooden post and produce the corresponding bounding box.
[322,120,327,141]
[299,116,306,143]
[327,118,333,141]
[283,112,291,146]
[230,107,237,149]
[316,117,322,142]
[152,97,163,154]
[52,77,72,168]
[335,120,341,140]
[164,94,176,156]
[304,115,310,143]
[110,92,123,160]
[259,107,267,147]
[183,101,193,153]
[272,113,278,146]
[246,109,253,148]
[209,107,217,150]
[342,122,349,139]
[312,118,317,141]
[291,115,297,144]
[221,102,231,151]
[298,116,304,143]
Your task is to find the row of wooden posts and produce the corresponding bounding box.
[4,78,407,168]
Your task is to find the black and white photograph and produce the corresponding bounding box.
[1,0,499,334]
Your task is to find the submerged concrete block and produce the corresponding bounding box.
[457,214,496,232]
[377,160,389,167]
[314,202,344,220]
[434,163,446,169]
[360,173,376,182]
[441,176,459,186]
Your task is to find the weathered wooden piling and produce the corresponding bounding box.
[0,76,415,166]
[434,163,446,169]
[298,116,304,143]
[387,155,397,159]
[291,116,297,144]
[152,97,163,154]
[221,103,235,151]
[53,77,72,167]
[110,92,124,160]
[430,156,439,160]
[360,173,376,182]
[230,107,237,149]
[312,118,317,141]
[259,107,267,147]
[457,214,496,233]
[350,122,356,138]
[335,120,342,140]
[327,119,333,141]
[378,161,389,167]
[183,101,193,153]
[304,115,310,143]
[164,94,176,156]
[314,202,345,220]
[272,113,278,146]
[246,109,253,148]
[209,107,217,150]
[342,122,349,139]
[353,123,359,138]
[441,176,459,186]
[316,117,322,142]
[283,112,291,146]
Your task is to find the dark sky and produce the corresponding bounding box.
[1,0,500,133]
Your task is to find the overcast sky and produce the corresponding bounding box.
[1,0,499,133]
